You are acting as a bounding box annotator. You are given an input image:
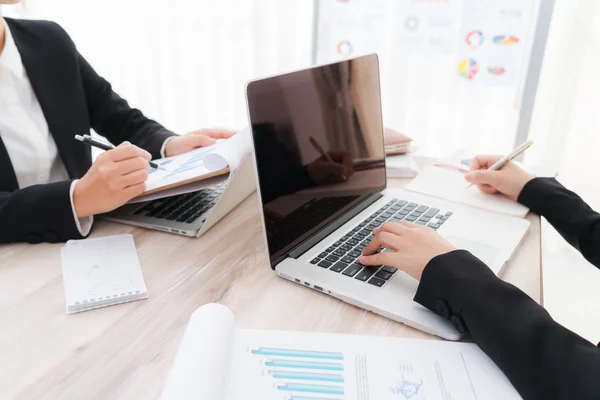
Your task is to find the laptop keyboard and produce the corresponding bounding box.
[131,184,225,224]
[268,196,359,255]
[310,198,453,288]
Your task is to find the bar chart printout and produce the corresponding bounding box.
[250,346,346,399]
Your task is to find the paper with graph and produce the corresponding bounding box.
[161,304,520,400]
[140,128,251,196]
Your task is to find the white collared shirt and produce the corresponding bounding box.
[0,20,92,236]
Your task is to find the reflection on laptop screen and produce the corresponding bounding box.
[247,55,386,264]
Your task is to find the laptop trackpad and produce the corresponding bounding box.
[446,235,499,267]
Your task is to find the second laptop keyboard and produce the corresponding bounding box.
[131,184,225,224]
[310,198,453,288]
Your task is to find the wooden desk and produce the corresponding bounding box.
[0,159,541,399]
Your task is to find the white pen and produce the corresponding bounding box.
[309,136,334,163]
[308,136,348,181]
[467,140,534,189]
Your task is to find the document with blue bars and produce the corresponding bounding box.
[161,304,520,400]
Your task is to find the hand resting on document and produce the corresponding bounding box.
[164,129,236,157]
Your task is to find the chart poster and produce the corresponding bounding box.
[317,0,389,63]
[456,0,536,87]
[395,0,463,55]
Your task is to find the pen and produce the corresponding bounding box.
[309,136,334,163]
[74,134,167,171]
[309,136,348,181]
[467,140,534,188]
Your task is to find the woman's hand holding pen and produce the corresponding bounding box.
[464,155,535,201]
[73,142,152,218]
[307,150,354,185]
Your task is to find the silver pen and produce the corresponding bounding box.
[467,140,534,188]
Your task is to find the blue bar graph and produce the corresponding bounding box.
[250,346,346,398]
[265,360,343,371]
[277,383,344,395]
[251,347,343,360]
[268,370,343,383]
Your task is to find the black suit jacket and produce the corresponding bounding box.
[415,178,600,399]
[0,18,176,244]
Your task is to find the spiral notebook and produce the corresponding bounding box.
[60,234,148,314]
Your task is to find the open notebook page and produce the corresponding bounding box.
[406,166,530,218]
[162,304,520,400]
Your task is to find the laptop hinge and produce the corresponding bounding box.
[286,192,383,261]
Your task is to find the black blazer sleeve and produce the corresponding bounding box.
[414,250,600,400]
[76,53,176,159]
[413,178,600,399]
[0,181,81,244]
[518,177,600,268]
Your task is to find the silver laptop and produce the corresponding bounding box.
[246,54,530,340]
[102,153,256,237]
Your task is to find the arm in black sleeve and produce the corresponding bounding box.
[0,181,83,244]
[414,250,600,400]
[519,178,600,267]
[77,53,176,159]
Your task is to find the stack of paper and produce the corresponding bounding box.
[386,154,419,178]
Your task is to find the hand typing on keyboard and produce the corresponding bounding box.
[358,222,456,280]
[309,198,454,288]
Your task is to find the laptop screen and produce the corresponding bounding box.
[247,55,386,265]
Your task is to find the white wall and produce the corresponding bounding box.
[17,0,315,135]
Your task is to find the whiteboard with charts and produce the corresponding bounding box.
[314,0,554,156]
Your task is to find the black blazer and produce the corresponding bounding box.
[415,178,600,399]
[0,18,176,244]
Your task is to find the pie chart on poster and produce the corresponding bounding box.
[337,41,353,57]
[458,58,479,80]
[465,30,484,49]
